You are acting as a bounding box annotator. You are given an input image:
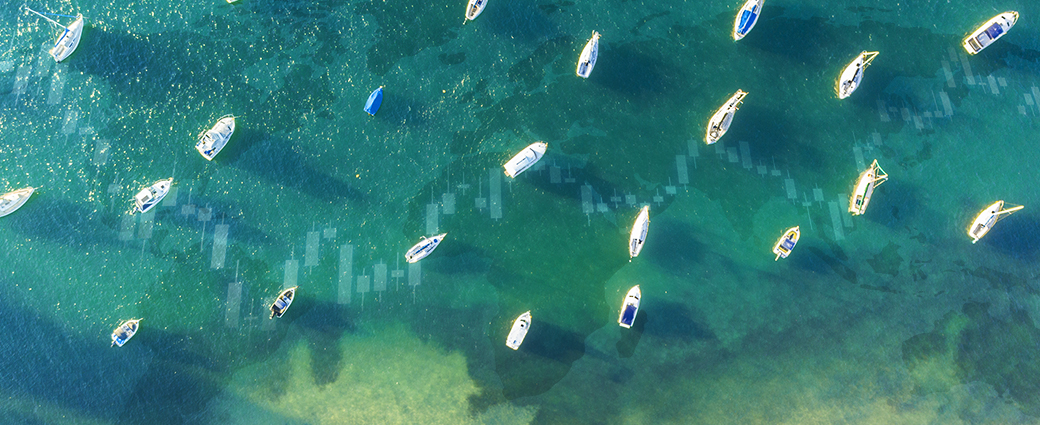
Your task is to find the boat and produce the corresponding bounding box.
[576,31,600,79]
[836,51,878,99]
[111,319,141,347]
[629,205,650,259]
[24,7,83,62]
[733,0,764,41]
[195,115,235,161]
[968,201,1023,243]
[503,142,547,178]
[270,286,298,319]
[705,90,747,145]
[618,285,640,329]
[0,187,35,218]
[963,12,1018,55]
[364,87,383,116]
[405,233,447,263]
[772,226,799,260]
[505,311,531,350]
[848,159,888,216]
[133,178,173,214]
[464,0,487,21]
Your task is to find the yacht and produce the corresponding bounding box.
[963,12,1018,55]
[111,319,141,347]
[270,286,298,319]
[772,226,799,260]
[405,233,447,263]
[968,201,1023,243]
[576,31,600,79]
[465,0,487,21]
[705,90,747,145]
[618,285,640,329]
[195,115,235,160]
[134,178,173,214]
[364,87,383,116]
[836,51,878,99]
[505,311,531,350]
[629,205,650,259]
[503,142,547,178]
[0,187,35,218]
[848,159,888,216]
[24,8,82,62]
[733,0,764,41]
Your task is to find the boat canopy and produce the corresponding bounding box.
[620,305,636,325]
[737,9,758,33]
[985,23,1005,39]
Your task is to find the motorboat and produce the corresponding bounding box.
[24,8,83,62]
[503,142,547,178]
[0,187,35,218]
[364,87,383,116]
[836,51,878,99]
[618,285,640,329]
[405,233,447,263]
[133,178,173,214]
[848,159,888,216]
[772,226,799,260]
[270,286,298,319]
[111,319,141,347]
[195,115,236,160]
[733,0,764,41]
[963,12,1018,55]
[465,0,487,21]
[705,90,747,145]
[968,201,1023,243]
[629,205,650,259]
[576,31,600,79]
[505,311,531,350]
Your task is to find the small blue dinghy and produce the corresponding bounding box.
[364,86,383,116]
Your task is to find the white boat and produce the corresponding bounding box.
[195,115,236,161]
[836,51,878,99]
[505,311,531,350]
[503,142,547,178]
[629,205,650,259]
[968,201,1023,243]
[405,233,447,263]
[848,159,888,216]
[24,8,82,62]
[0,187,35,218]
[733,0,764,41]
[618,285,640,329]
[963,12,1018,55]
[576,31,600,79]
[705,90,747,145]
[465,0,487,21]
[111,319,141,347]
[270,286,297,319]
[133,178,173,214]
[772,226,799,260]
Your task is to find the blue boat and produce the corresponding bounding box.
[618,285,640,329]
[364,86,383,116]
[733,0,763,41]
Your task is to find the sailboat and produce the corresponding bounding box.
[705,90,747,145]
[195,115,235,161]
[963,12,1018,55]
[836,51,879,99]
[270,286,298,319]
[503,142,547,178]
[505,311,531,350]
[629,205,650,259]
[576,31,600,79]
[968,201,1023,243]
[733,0,764,41]
[111,319,141,347]
[772,226,799,260]
[0,187,35,218]
[133,178,173,214]
[464,0,487,22]
[618,285,640,329]
[24,7,83,62]
[848,159,888,216]
[405,233,447,263]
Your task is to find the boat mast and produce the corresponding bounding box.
[23,6,66,29]
[998,205,1024,216]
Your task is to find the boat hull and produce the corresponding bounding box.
[576,32,600,78]
[505,311,531,350]
[848,159,886,215]
[967,201,1022,243]
[465,0,487,20]
[0,187,35,218]
[705,90,747,144]
[270,286,298,319]
[772,226,799,260]
[196,115,236,161]
[629,206,650,258]
[963,12,1017,55]
[837,51,877,99]
[364,87,383,116]
[111,319,140,347]
[503,142,547,178]
[50,16,83,62]
[134,178,173,214]
[405,233,447,263]
[618,285,640,328]
[733,0,763,40]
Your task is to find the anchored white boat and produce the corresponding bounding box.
[629,205,650,259]
[270,286,298,319]
[772,226,799,260]
[111,319,141,347]
[405,233,447,263]
[24,7,83,62]
[505,311,531,350]
[733,0,764,41]
[133,178,173,214]
[503,142,547,178]
[576,31,600,79]
[618,285,640,329]
[848,159,888,216]
[968,201,1023,243]
[705,90,747,145]
[0,187,35,218]
[836,51,878,99]
[465,0,487,21]
[963,12,1018,55]
[196,115,236,161]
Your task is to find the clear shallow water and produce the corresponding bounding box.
[2,0,1040,423]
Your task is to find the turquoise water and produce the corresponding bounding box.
[2,0,1040,423]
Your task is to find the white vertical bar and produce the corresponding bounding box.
[211,224,229,270]
[304,231,320,267]
[489,169,502,219]
[338,245,353,304]
[225,281,242,328]
[283,260,298,289]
